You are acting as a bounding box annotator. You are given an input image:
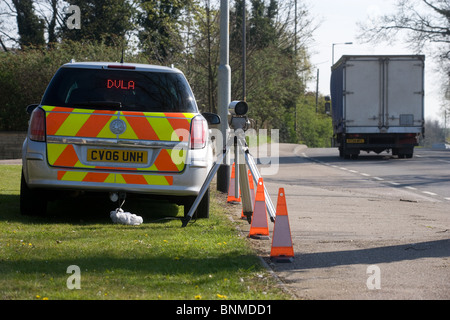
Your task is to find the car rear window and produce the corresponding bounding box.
[41,67,198,113]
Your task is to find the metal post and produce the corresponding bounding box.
[294,0,297,132]
[332,42,353,65]
[217,0,231,193]
[445,110,448,142]
[315,69,319,113]
[332,44,335,66]
[242,0,246,101]
[234,135,239,198]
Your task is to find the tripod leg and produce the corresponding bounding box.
[182,143,231,227]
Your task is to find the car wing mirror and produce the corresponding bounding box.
[202,112,220,125]
[26,104,39,114]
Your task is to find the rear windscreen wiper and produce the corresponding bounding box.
[70,101,122,110]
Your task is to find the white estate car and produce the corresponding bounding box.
[21,61,219,218]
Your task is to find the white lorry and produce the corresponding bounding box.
[330,55,425,159]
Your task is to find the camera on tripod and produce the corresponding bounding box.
[229,100,250,131]
[182,99,276,226]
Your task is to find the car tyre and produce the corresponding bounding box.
[20,171,47,216]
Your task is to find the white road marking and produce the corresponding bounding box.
[302,151,449,202]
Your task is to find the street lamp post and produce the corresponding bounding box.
[217,0,231,193]
[332,42,353,65]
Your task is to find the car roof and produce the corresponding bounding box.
[61,61,183,73]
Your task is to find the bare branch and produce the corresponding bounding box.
[0,34,8,50]
[358,0,449,50]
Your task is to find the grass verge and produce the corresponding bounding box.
[0,165,290,300]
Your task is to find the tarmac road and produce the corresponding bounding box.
[234,144,450,300]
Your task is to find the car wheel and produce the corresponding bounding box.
[20,171,47,216]
[184,188,210,219]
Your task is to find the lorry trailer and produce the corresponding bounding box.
[330,55,425,159]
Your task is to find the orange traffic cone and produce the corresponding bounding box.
[270,188,294,262]
[227,163,241,203]
[248,177,270,240]
[241,170,255,220]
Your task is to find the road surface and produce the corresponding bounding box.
[233,144,450,300]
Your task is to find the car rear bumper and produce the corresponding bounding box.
[22,139,212,197]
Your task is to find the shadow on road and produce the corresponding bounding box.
[270,239,450,271]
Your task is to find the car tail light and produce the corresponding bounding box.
[190,116,207,149]
[29,107,46,142]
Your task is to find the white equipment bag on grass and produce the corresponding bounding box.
[110,208,143,226]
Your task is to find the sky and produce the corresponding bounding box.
[305,0,446,122]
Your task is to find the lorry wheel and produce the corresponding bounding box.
[183,188,210,219]
[20,171,47,216]
[398,148,413,159]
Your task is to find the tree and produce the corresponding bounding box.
[296,93,333,147]
[1,0,66,47]
[358,0,450,105]
[61,0,135,46]
[183,0,220,113]
[228,0,315,143]
[0,40,127,131]
[34,0,63,45]
[248,0,277,49]
[138,0,194,63]
[11,0,45,48]
[230,0,278,52]
[423,118,446,146]
[0,0,320,144]
[359,0,449,51]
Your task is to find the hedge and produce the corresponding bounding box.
[0,41,152,131]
